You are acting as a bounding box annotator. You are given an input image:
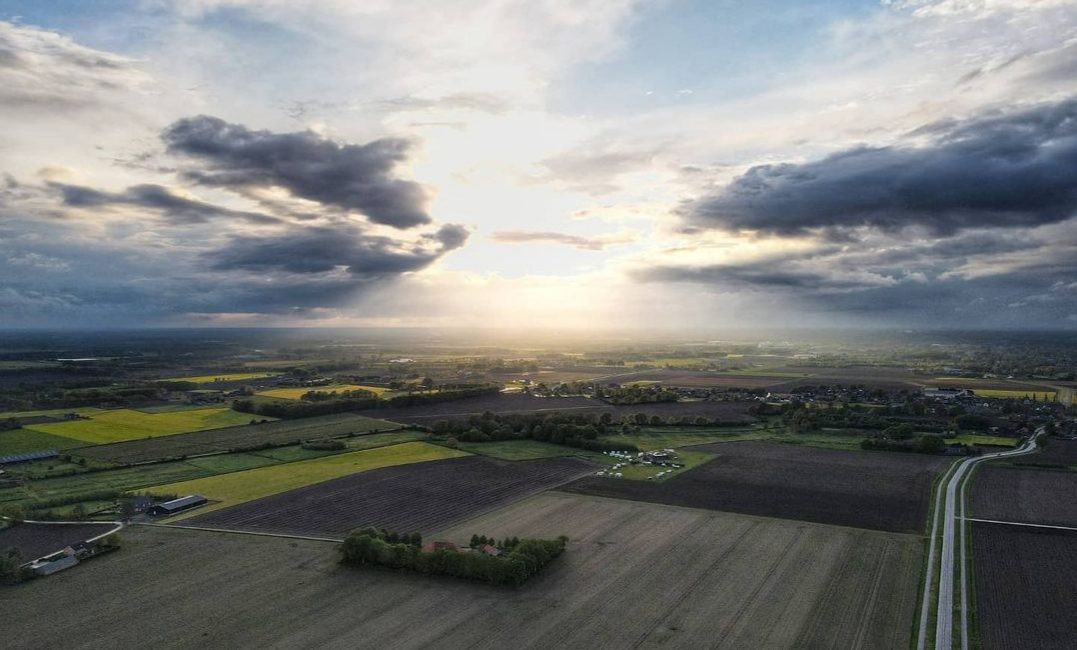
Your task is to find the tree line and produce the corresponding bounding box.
[233,384,500,419]
[432,411,640,453]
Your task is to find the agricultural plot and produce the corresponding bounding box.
[70,413,402,464]
[149,442,469,519]
[23,407,256,444]
[1023,439,1077,466]
[0,428,83,456]
[2,500,922,650]
[161,372,279,384]
[971,466,1077,527]
[360,393,758,425]
[255,384,375,400]
[0,521,118,562]
[182,455,595,537]
[972,522,1077,650]
[452,439,605,461]
[562,441,949,533]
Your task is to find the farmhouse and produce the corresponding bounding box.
[148,494,208,517]
[421,540,460,553]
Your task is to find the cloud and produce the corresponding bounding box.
[0,21,148,110]
[206,222,467,277]
[162,115,432,228]
[680,97,1077,238]
[490,229,635,250]
[51,182,281,225]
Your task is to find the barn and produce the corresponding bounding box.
[148,494,208,517]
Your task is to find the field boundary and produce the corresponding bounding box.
[136,521,343,543]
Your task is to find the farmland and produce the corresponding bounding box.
[972,522,1077,649]
[0,433,428,509]
[2,497,923,649]
[255,384,376,400]
[23,407,258,444]
[452,439,606,461]
[562,441,949,532]
[0,428,82,456]
[148,442,469,518]
[70,413,403,464]
[971,466,1077,526]
[181,456,595,536]
[944,434,1019,447]
[359,393,758,424]
[161,372,279,384]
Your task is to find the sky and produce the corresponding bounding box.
[0,0,1076,331]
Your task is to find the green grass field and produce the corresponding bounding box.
[0,428,84,456]
[161,372,280,384]
[255,384,378,400]
[150,441,470,519]
[23,407,259,444]
[594,449,714,481]
[945,434,1020,448]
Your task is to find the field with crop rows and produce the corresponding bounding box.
[71,413,402,464]
[4,496,923,649]
[973,522,1077,649]
[149,442,469,518]
[23,407,257,444]
[182,455,595,536]
[971,466,1077,526]
[562,441,949,532]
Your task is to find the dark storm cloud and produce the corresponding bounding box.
[51,182,281,225]
[206,223,468,278]
[682,98,1077,237]
[162,116,431,228]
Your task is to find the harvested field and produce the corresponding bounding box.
[360,393,757,425]
[971,466,1077,527]
[1,499,922,650]
[1019,438,1077,466]
[149,442,469,519]
[562,441,949,533]
[973,522,1077,650]
[23,407,257,444]
[0,521,118,562]
[181,455,595,536]
[71,413,402,464]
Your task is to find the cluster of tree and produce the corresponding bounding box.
[469,534,520,549]
[0,417,20,431]
[431,411,639,453]
[0,546,31,584]
[300,388,377,402]
[234,384,499,419]
[596,385,679,405]
[340,528,567,587]
[861,434,949,454]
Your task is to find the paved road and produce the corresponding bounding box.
[920,438,1037,650]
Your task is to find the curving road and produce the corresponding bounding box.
[918,437,1037,650]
